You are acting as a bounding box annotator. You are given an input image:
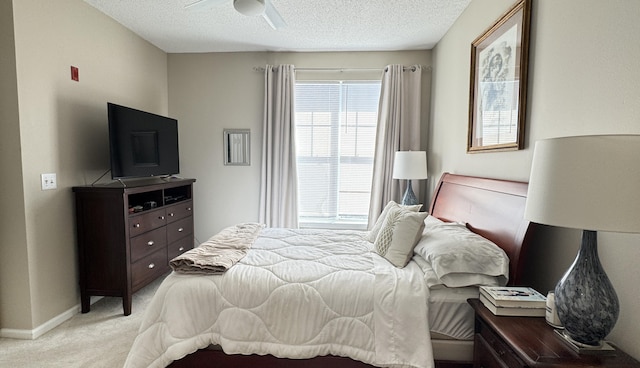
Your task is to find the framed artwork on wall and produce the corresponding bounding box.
[467,0,532,153]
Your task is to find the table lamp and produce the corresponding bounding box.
[392,151,428,205]
[524,135,640,348]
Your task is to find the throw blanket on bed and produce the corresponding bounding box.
[170,223,264,275]
[125,228,434,368]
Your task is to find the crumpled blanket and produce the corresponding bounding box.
[169,222,265,274]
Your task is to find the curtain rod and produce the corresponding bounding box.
[252,65,429,73]
[252,66,381,72]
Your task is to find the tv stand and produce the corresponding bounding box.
[73,178,196,315]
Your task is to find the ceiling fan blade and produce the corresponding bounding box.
[184,0,226,10]
[262,0,286,29]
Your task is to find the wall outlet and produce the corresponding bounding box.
[41,173,57,190]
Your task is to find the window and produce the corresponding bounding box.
[295,81,381,229]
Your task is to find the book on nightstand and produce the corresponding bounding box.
[479,293,546,317]
[479,286,547,308]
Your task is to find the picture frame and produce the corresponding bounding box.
[467,0,531,153]
[223,129,250,166]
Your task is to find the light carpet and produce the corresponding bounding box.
[0,275,165,367]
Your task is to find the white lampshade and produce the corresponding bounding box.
[234,0,265,16]
[525,135,640,233]
[392,151,428,180]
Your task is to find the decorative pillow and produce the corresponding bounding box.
[374,206,428,268]
[413,220,509,287]
[366,201,422,243]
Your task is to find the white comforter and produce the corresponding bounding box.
[124,228,433,368]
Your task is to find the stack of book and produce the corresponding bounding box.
[479,286,547,317]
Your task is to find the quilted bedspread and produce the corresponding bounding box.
[124,228,433,368]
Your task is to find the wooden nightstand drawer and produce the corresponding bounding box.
[167,235,194,260]
[167,216,193,244]
[129,208,166,237]
[475,333,511,368]
[130,227,167,262]
[131,248,167,289]
[476,319,525,368]
[166,200,193,222]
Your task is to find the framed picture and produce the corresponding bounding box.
[223,129,250,165]
[467,0,531,153]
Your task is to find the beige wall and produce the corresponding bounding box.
[1,0,168,334]
[168,51,431,243]
[0,0,31,330]
[431,0,640,359]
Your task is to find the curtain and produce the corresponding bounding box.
[368,65,424,228]
[259,65,299,228]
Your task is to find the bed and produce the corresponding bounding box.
[125,173,537,368]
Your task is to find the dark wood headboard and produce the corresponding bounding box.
[428,173,536,286]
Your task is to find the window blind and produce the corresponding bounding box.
[295,81,381,228]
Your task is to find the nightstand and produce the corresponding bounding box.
[468,298,640,368]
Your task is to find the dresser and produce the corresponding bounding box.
[73,178,195,315]
[468,298,640,368]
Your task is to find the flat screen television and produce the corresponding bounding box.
[107,102,180,179]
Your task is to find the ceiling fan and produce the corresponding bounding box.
[185,0,286,30]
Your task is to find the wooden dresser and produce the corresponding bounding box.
[73,178,195,315]
[468,298,640,368]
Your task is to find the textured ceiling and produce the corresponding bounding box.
[83,0,472,53]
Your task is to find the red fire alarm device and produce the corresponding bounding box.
[71,66,79,82]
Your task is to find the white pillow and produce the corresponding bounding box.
[374,206,428,268]
[412,253,445,288]
[422,214,466,233]
[366,201,422,243]
[412,253,505,289]
[413,219,509,287]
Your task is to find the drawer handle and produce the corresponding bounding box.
[148,263,155,269]
[159,216,165,220]
[498,349,506,357]
[147,240,155,246]
[178,246,185,251]
[133,223,140,228]
[178,227,184,232]
[169,212,175,217]
[187,207,192,211]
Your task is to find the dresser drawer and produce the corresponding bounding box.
[477,319,525,368]
[166,200,193,223]
[167,216,193,244]
[130,227,167,262]
[167,235,194,260]
[129,208,166,237]
[131,248,167,289]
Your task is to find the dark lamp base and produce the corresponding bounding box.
[554,230,619,348]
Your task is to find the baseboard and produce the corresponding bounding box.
[0,296,104,340]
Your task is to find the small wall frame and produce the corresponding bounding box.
[223,129,250,166]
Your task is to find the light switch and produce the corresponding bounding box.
[41,173,57,190]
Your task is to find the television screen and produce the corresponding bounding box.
[108,103,179,179]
